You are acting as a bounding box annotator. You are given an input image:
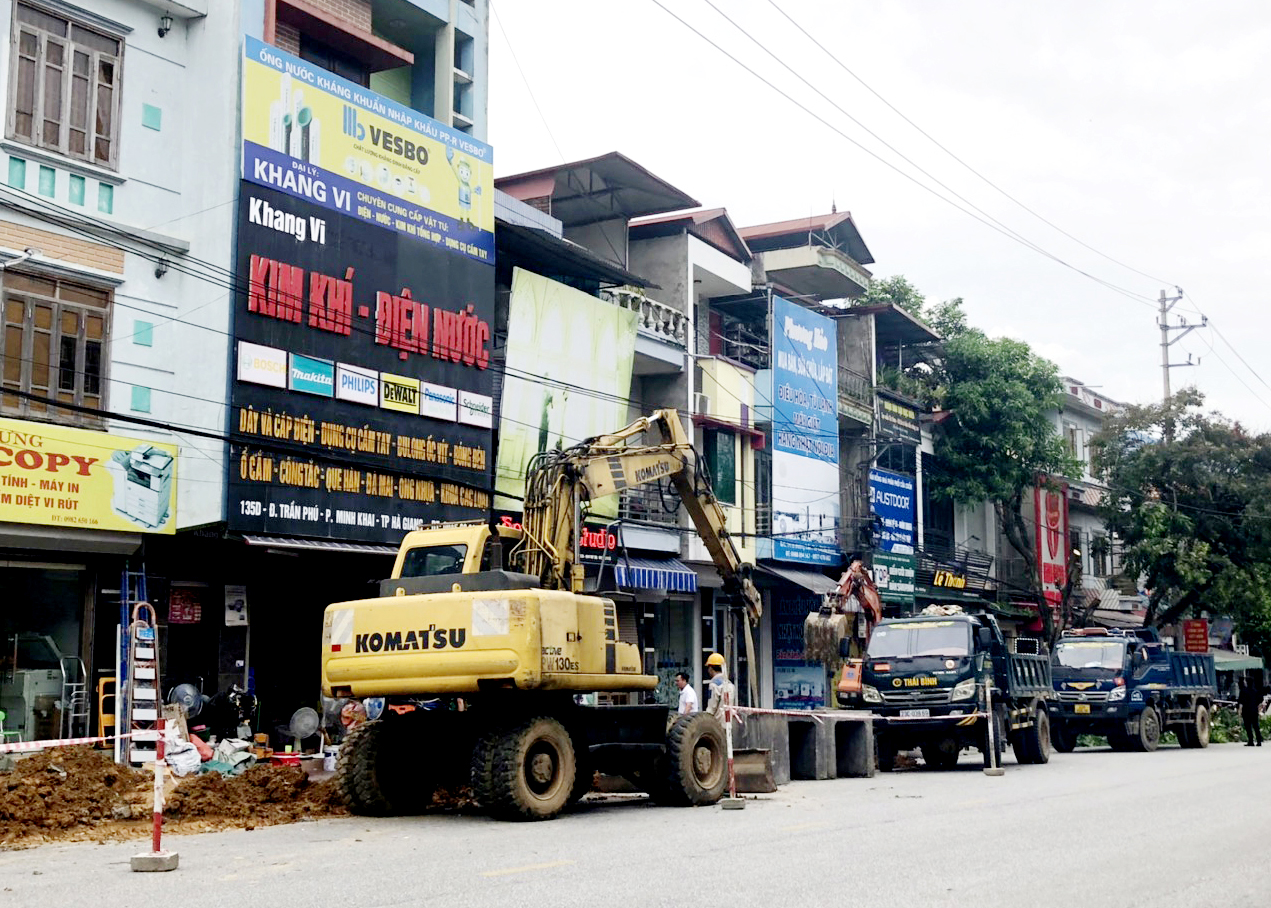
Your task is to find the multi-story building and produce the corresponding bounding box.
[0,0,493,741]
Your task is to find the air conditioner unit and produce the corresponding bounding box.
[693,392,711,416]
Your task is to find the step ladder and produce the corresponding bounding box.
[59,655,90,740]
[124,602,161,765]
[114,566,155,765]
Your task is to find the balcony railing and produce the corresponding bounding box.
[600,287,689,348]
[838,366,873,420]
[619,484,681,528]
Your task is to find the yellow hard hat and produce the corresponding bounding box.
[706,653,725,668]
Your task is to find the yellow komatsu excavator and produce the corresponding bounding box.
[321,409,761,820]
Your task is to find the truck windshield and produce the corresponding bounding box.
[399,544,468,577]
[868,621,970,658]
[1053,640,1126,670]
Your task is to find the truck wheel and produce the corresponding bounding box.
[337,719,433,816]
[1014,704,1051,764]
[1179,704,1211,749]
[488,716,576,820]
[921,738,960,770]
[876,737,897,773]
[1051,719,1076,753]
[1107,729,1133,752]
[662,713,727,806]
[1132,705,1162,753]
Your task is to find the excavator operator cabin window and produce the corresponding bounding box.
[400,545,467,577]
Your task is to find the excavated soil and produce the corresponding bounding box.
[0,746,348,849]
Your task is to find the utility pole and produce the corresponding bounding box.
[1158,286,1206,439]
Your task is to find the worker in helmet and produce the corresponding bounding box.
[705,652,736,725]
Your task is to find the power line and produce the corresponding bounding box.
[763,0,1176,289]
[649,0,1161,312]
[490,1,566,164]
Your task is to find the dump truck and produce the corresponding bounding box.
[1049,627,1217,752]
[842,609,1054,770]
[321,409,761,820]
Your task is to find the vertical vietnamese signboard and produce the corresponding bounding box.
[1034,480,1070,612]
[1182,619,1210,654]
[770,296,839,565]
[869,468,915,554]
[231,38,495,543]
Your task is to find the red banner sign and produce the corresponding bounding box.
[1034,480,1069,610]
[1182,619,1210,653]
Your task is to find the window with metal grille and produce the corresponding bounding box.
[8,2,123,169]
[1,271,109,425]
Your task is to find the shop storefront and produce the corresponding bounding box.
[0,416,176,741]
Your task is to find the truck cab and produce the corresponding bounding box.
[853,611,1053,771]
[1050,627,1216,752]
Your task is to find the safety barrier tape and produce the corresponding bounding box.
[0,730,139,755]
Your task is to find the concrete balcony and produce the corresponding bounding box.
[838,366,873,425]
[756,245,872,300]
[601,286,689,347]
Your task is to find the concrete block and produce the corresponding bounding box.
[131,851,179,872]
[818,710,874,778]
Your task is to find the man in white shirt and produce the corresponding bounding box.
[675,671,698,715]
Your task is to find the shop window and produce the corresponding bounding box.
[8,2,124,169]
[1,271,108,424]
[703,428,735,505]
[300,35,369,87]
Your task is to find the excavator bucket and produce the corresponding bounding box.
[804,609,848,664]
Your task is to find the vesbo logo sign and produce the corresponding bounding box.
[289,353,334,397]
[420,382,457,421]
[336,363,378,406]
[237,341,287,389]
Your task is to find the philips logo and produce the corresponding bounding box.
[336,363,378,406]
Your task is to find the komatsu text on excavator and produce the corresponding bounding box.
[321,409,761,820]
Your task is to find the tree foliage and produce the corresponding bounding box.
[1091,390,1271,654]
[926,331,1080,642]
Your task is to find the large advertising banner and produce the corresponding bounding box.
[1034,480,1070,610]
[241,36,493,264]
[228,183,494,542]
[873,550,916,606]
[495,268,637,516]
[869,468,915,554]
[770,296,839,565]
[773,592,824,710]
[0,417,176,533]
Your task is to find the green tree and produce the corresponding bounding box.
[858,274,926,317]
[1091,391,1271,655]
[927,331,1079,642]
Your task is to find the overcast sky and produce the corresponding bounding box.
[488,1,1271,431]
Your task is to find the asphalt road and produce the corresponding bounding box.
[2,742,1268,908]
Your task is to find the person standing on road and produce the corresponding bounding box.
[1238,678,1263,746]
[674,672,698,715]
[705,653,735,725]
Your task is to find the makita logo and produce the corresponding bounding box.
[355,627,466,653]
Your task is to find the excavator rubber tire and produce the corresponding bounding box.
[337,719,433,816]
[468,725,503,808]
[487,716,576,821]
[1013,702,1051,764]
[660,713,727,806]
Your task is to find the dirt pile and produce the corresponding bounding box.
[0,746,347,849]
[165,764,344,823]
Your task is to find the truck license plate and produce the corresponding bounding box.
[1074,704,1091,714]
[900,708,930,718]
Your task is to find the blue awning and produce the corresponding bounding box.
[614,556,698,593]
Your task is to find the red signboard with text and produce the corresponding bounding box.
[1034,480,1070,611]
[1182,619,1210,653]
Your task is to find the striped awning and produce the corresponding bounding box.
[243,535,399,555]
[614,556,698,593]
